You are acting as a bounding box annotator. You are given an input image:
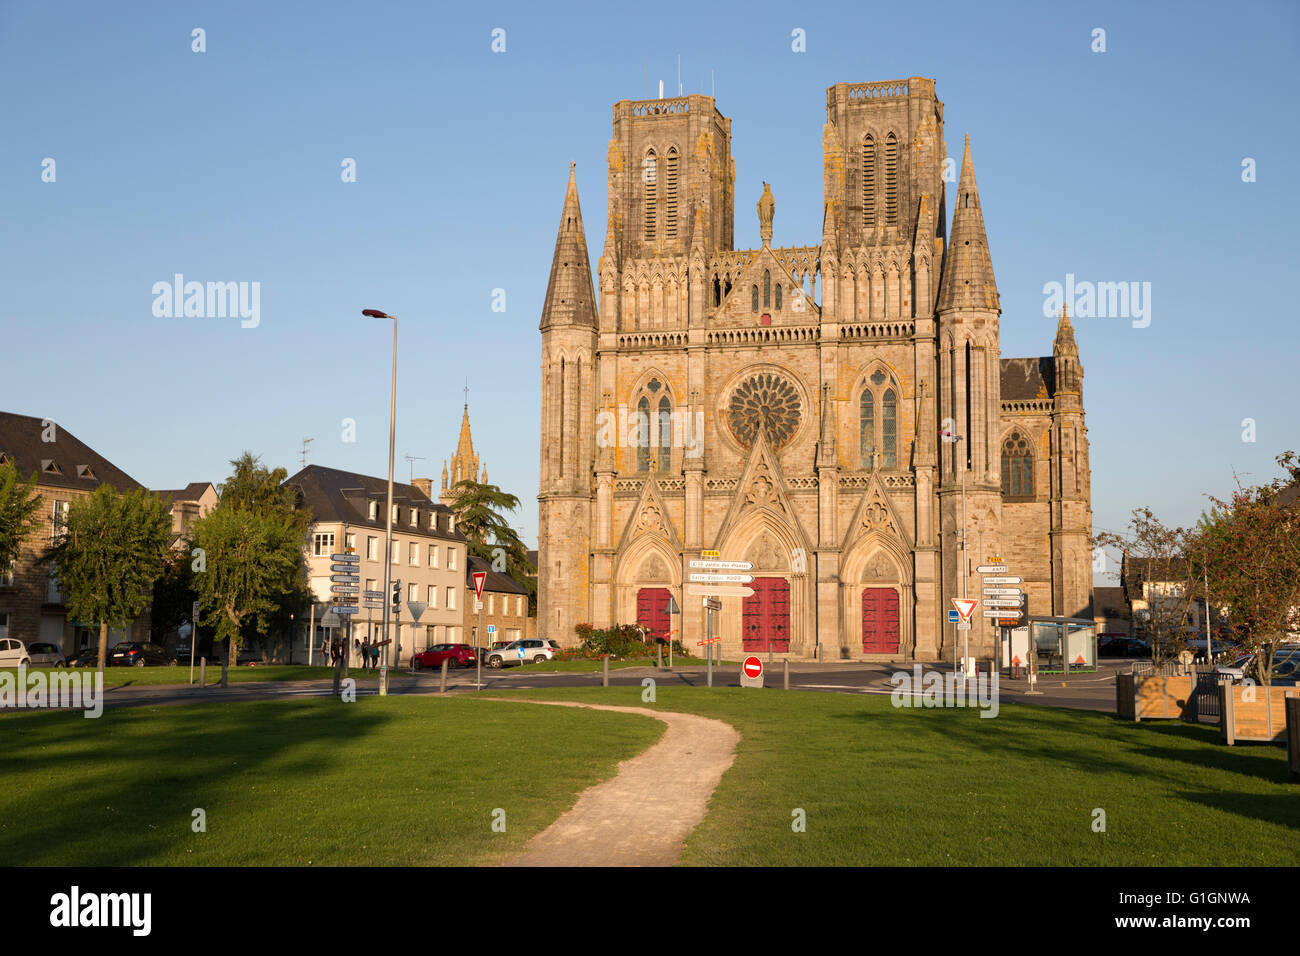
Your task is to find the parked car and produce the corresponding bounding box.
[109,642,177,667]
[24,642,66,667]
[1099,636,1147,658]
[411,643,478,670]
[0,638,31,667]
[1216,647,1300,685]
[485,639,557,668]
[67,647,99,668]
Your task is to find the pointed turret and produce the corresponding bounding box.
[539,162,598,331]
[1053,303,1078,356]
[936,134,999,313]
[1053,305,1083,398]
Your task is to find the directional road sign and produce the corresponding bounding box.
[364,590,384,599]
[983,587,1022,597]
[982,576,1022,585]
[688,560,753,571]
[331,574,360,583]
[331,564,360,574]
[688,572,753,584]
[984,599,1023,608]
[363,601,384,610]
[686,585,755,598]
[331,585,360,594]
[975,564,1008,574]
[702,597,722,611]
[331,553,360,563]
[334,606,359,615]
[983,609,1017,618]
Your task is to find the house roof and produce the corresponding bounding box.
[467,554,527,595]
[155,481,215,502]
[0,411,143,493]
[1000,357,1055,402]
[285,465,465,541]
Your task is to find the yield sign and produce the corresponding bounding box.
[472,571,487,601]
[952,598,979,624]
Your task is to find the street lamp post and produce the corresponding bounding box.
[363,308,398,695]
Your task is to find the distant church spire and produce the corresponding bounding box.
[441,400,484,506]
[539,162,598,331]
[936,134,1000,313]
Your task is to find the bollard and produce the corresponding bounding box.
[199,657,207,688]
[784,657,789,691]
[220,659,228,689]
[816,644,822,664]
[603,655,609,688]
[657,643,663,669]
[440,658,448,694]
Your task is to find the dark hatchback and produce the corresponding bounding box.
[109,642,176,667]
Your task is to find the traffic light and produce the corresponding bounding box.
[392,580,401,610]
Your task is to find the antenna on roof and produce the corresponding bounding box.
[300,438,314,469]
[403,454,426,483]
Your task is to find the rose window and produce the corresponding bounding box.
[727,373,802,448]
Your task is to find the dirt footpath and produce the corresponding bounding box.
[488,700,740,867]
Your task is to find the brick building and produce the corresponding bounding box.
[536,78,1094,660]
[0,412,151,655]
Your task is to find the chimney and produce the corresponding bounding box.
[412,478,434,500]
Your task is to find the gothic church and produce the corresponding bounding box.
[537,78,1093,660]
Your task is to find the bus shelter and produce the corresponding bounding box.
[1001,616,1098,674]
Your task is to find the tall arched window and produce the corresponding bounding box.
[860,369,900,469]
[1001,432,1034,499]
[751,285,759,311]
[860,390,875,465]
[643,150,658,242]
[636,396,651,472]
[862,134,876,231]
[882,388,897,468]
[774,284,782,310]
[884,133,899,226]
[713,277,721,306]
[657,397,672,472]
[763,270,771,308]
[665,148,679,240]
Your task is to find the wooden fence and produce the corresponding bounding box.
[1218,683,1300,745]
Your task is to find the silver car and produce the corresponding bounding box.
[24,642,66,667]
[485,639,557,668]
[1216,647,1300,685]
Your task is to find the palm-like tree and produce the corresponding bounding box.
[449,480,536,609]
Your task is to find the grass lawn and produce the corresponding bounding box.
[0,696,662,866]
[13,665,416,689]
[488,686,1300,866]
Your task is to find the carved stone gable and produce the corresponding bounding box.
[635,500,668,538]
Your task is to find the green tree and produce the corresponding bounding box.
[48,485,173,673]
[192,453,312,666]
[0,460,42,581]
[448,479,536,610]
[1192,452,1300,716]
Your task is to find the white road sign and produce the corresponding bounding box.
[976,564,1008,574]
[983,609,1018,618]
[688,560,753,571]
[983,587,1022,597]
[982,576,1022,585]
[688,572,753,584]
[685,584,755,598]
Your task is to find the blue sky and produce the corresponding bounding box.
[2,0,1296,582]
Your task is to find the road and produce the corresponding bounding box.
[1,659,1128,714]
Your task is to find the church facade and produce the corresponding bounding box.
[537,78,1093,661]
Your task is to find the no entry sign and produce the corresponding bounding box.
[743,656,763,679]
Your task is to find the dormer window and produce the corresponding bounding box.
[368,501,378,521]
[0,453,10,467]
[410,509,418,527]
[76,464,96,480]
[41,460,61,476]
[448,515,455,532]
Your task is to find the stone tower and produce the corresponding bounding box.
[537,163,599,645]
[440,402,486,507]
[1049,306,1093,618]
[935,134,1004,657]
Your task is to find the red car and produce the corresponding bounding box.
[411,643,478,670]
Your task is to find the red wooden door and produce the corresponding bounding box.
[636,587,671,641]
[742,578,791,653]
[861,588,900,653]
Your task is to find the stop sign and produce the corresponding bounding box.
[742,656,763,679]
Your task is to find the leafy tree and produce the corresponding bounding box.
[0,460,42,581]
[47,485,173,673]
[1192,452,1300,711]
[1096,508,1197,663]
[191,504,304,667]
[150,546,201,646]
[448,479,536,611]
[191,453,312,663]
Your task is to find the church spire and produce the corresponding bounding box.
[539,162,598,331]
[1053,303,1078,356]
[936,134,1000,314]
